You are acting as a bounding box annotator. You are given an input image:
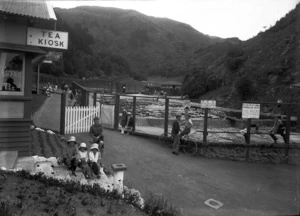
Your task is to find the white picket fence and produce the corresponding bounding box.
[65,106,100,134]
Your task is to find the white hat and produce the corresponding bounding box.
[100,141,104,144]
[90,143,99,151]
[127,112,132,115]
[67,136,76,143]
[79,143,87,149]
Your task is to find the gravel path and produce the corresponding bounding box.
[74,130,300,216]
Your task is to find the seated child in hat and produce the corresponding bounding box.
[61,136,80,176]
[88,143,102,179]
[78,142,92,179]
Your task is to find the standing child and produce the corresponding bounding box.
[180,114,193,139]
[89,116,104,155]
[78,143,91,179]
[88,143,102,179]
[61,136,79,176]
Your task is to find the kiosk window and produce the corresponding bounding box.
[0,52,25,95]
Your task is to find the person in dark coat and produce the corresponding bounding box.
[120,109,128,134]
[172,114,182,155]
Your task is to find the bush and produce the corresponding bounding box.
[0,199,13,216]
[144,192,181,216]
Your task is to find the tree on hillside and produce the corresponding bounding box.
[233,75,254,101]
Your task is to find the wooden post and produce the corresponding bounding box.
[86,91,90,106]
[164,98,169,135]
[93,92,97,106]
[203,108,209,157]
[285,104,291,163]
[60,92,66,135]
[245,118,251,160]
[37,63,40,94]
[285,104,291,144]
[114,94,120,130]
[203,108,208,143]
[82,89,87,106]
[246,118,251,144]
[133,96,137,132]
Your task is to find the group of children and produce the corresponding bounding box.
[60,135,103,179]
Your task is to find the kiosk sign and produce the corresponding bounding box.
[242,103,260,119]
[200,100,216,109]
[27,27,68,50]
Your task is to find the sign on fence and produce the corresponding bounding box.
[65,106,100,134]
[242,103,260,119]
[200,100,216,109]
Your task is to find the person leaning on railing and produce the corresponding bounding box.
[269,115,287,144]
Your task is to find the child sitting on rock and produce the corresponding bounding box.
[88,143,102,179]
[61,136,79,176]
[78,142,92,179]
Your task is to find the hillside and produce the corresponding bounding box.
[46,6,224,79]
[182,3,300,102]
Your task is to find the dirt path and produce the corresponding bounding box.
[74,130,300,216]
[32,93,61,132]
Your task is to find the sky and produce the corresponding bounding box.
[50,0,300,41]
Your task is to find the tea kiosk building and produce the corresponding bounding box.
[0,1,57,156]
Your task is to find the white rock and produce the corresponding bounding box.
[47,130,55,134]
[35,128,45,132]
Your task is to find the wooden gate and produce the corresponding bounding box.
[65,106,100,134]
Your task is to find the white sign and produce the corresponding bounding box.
[183,100,191,109]
[200,100,216,109]
[27,27,68,50]
[242,103,260,119]
[43,60,52,64]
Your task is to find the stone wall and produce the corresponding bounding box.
[197,143,300,165]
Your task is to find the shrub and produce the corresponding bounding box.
[144,192,181,216]
[0,199,13,216]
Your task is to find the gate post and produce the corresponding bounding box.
[285,104,291,164]
[245,118,251,160]
[114,94,120,130]
[203,108,209,157]
[133,96,137,132]
[203,108,208,143]
[60,92,66,135]
[164,98,169,135]
[93,92,97,106]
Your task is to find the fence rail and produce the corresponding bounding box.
[65,106,100,134]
